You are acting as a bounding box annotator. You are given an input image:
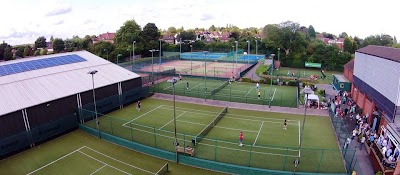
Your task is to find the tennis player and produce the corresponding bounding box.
[239,131,244,146]
[283,118,287,130]
[137,101,141,112]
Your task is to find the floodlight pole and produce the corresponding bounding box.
[232,45,235,71]
[299,87,312,160]
[159,40,162,64]
[247,40,250,65]
[179,38,182,55]
[190,44,193,75]
[255,40,258,60]
[88,70,100,138]
[132,41,136,69]
[173,79,178,163]
[235,41,238,73]
[203,51,209,102]
[150,49,159,81]
[269,54,275,108]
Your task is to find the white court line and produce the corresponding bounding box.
[163,81,184,90]
[271,88,277,101]
[122,105,163,126]
[90,164,107,175]
[79,151,132,175]
[159,106,300,123]
[245,87,254,97]
[176,119,258,133]
[188,83,203,91]
[253,121,264,146]
[197,142,299,157]
[27,146,85,175]
[298,121,301,157]
[84,147,154,174]
[298,121,301,146]
[159,112,187,129]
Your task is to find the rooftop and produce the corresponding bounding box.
[356,45,400,63]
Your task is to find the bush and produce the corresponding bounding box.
[288,80,297,86]
[241,77,251,82]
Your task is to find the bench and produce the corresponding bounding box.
[176,146,194,156]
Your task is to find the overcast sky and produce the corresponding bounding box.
[1,0,399,45]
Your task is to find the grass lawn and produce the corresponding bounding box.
[0,130,225,175]
[82,98,345,173]
[155,77,298,108]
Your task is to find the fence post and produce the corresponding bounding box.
[110,116,113,135]
[248,144,253,167]
[283,147,288,171]
[214,138,218,161]
[130,122,133,141]
[154,127,157,148]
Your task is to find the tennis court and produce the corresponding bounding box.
[155,77,298,107]
[81,98,345,173]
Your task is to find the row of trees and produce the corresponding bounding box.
[1,20,399,71]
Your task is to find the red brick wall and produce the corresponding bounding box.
[348,71,353,82]
[357,92,365,109]
[363,97,374,117]
[378,118,388,135]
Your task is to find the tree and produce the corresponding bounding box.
[308,25,316,38]
[40,48,48,55]
[142,23,161,48]
[352,41,359,52]
[15,46,24,58]
[343,37,354,53]
[0,42,10,60]
[167,27,177,34]
[93,41,115,60]
[114,19,142,55]
[209,25,216,31]
[354,36,363,48]
[339,32,348,38]
[82,35,93,50]
[23,46,31,57]
[34,36,47,49]
[33,50,40,56]
[180,31,196,41]
[53,38,65,53]
[3,46,13,61]
[50,35,54,42]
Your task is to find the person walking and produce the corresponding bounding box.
[239,131,244,146]
[283,118,287,130]
[137,100,141,112]
[256,82,259,90]
[257,90,261,99]
[186,81,190,90]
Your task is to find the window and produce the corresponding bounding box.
[340,83,344,88]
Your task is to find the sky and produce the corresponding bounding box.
[1,0,399,45]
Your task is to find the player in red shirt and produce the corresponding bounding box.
[239,131,243,146]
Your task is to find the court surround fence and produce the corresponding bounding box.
[328,104,357,174]
[79,106,348,174]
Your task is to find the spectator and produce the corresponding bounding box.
[360,135,366,150]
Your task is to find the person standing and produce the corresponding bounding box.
[256,82,259,90]
[137,100,141,112]
[186,81,190,90]
[257,90,261,99]
[283,118,287,130]
[360,135,366,150]
[239,131,244,146]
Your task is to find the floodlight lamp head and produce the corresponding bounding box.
[88,70,98,75]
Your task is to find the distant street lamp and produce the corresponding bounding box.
[269,54,275,108]
[203,51,209,102]
[190,44,193,75]
[103,49,108,60]
[117,54,122,64]
[247,40,250,64]
[232,45,235,71]
[255,40,258,60]
[159,39,162,64]
[235,41,238,72]
[132,41,136,68]
[88,70,100,138]
[179,38,182,55]
[150,49,159,80]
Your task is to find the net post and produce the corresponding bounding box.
[154,127,157,148]
[317,149,325,173]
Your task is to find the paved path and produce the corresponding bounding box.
[152,93,328,116]
[243,60,262,80]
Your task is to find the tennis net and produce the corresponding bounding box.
[155,163,168,175]
[194,106,228,144]
[211,81,229,95]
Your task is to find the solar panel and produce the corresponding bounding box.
[0,54,87,77]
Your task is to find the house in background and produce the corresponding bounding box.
[162,33,175,44]
[220,32,231,42]
[93,32,115,43]
[316,34,345,50]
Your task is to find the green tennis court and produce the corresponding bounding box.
[82,98,345,173]
[0,130,223,175]
[155,77,298,107]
